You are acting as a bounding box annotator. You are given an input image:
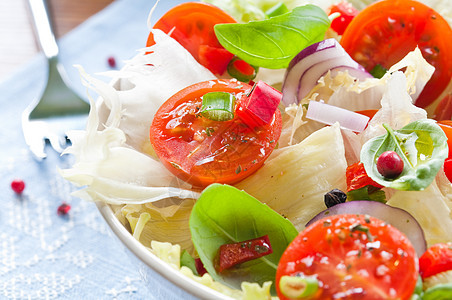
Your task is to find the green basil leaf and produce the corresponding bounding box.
[346,185,386,202]
[180,250,198,276]
[214,5,330,69]
[189,184,298,294]
[361,120,448,191]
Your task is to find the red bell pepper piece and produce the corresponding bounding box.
[218,235,273,272]
[236,81,281,128]
[346,162,383,192]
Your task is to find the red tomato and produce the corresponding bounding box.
[276,214,419,300]
[328,1,359,35]
[149,79,282,188]
[341,0,452,115]
[355,109,378,120]
[437,120,452,158]
[443,158,452,183]
[149,2,236,75]
[346,162,383,192]
[434,93,452,121]
[419,243,452,279]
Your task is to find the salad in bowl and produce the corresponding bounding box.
[61,0,452,299]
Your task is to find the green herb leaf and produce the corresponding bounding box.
[361,120,448,191]
[265,2,289,18]
[180,250,198,276]
[214,5,330,69]
[201,92,235,121]
[189,184,298,294]
[370,64,388,79]
[346,185,386,202]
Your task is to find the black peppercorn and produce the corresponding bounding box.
[324,189,347,208]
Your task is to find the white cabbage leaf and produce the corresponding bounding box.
[435,169,452,211]
[278,48,432,148]
[359,71,427,143]
[386,181,452,246]
[235,123,347,231]
[61,29,216,205]
[309,47,434,112]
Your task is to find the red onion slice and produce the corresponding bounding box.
[306,200,427,256]
[305,100,370,132]
[281,38,371,106]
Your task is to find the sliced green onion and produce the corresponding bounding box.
[422,283,452,300]
[279,275,319,299]
[370,64,388,79]
[201,92,235,121]
[227,57,259,83]
[266,2,290,18]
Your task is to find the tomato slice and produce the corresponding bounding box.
[276,214,419,300]
[419,243,452,279]
[149,79,282,188]
[150,2,236,75]
[340,0,452,115]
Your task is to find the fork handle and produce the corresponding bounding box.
[27,0,59,59]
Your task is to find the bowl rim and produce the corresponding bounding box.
[96,201,233,300]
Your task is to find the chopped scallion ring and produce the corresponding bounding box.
[201,92,236,121]
[279,275,319,299]
[227,57,258,83]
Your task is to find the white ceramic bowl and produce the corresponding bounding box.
[96,201,232,300]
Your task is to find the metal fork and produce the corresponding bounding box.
[22,0,90,159]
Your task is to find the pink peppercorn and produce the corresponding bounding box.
[377,151,404,179]
[107,56,117,68]
[11,179,25,194]
[57,203,71,216]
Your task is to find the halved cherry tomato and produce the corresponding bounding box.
[437,120,452,158]
[419,243,452,279]
[328,1,359,35]
[276,214,418,300]
[355,109,378,120]
[346,162,383,192]
[149,2,236,75]
[435,93,452,121]
[341,0,452,116]
[444,159,452,183]
[149,79,282,188]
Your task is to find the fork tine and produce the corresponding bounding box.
[47,133,67,154]
[22,111,46,160]
[23,0,90,160]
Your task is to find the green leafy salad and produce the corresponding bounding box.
[62,0,452,299]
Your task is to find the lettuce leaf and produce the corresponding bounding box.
[236,123,347,230]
